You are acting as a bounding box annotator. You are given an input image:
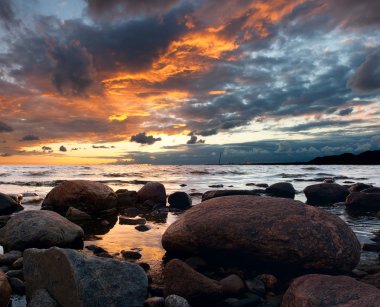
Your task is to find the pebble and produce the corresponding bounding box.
[135,225,152,232]
[119,216,146,225]
[165,294,191,307]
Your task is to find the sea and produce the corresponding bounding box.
[1,164,380,305]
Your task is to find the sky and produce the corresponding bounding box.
[0,0,379,164]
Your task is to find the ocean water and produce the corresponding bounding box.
[1,164,380,279]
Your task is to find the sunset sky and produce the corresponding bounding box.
[0,0,379,164]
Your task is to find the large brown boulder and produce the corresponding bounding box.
[24,247,148,307]
[0,192,23,215]
[137,182,166,205]
[266,182,295,199]
[41,180,117,214]
[345,192,380,212]
[304,183,349,205]
[282,274,380,307]
[164,259,223,304]
[0,210,83,251]
[162,196,360,274]
[0,272,11,307]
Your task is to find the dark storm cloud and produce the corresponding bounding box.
[20,135,39,141]
[0,121,13,132]
[348,49,380,93]
[130,132,162,145]
[48,40,97,96]
[41,146,53,153]
[338,108,354,116]
[92,145,115,149]
[186,135,205,145]
[0,0,16,27]
[59,145,67,152]
[280,119,363,132]
[86,0,179,20]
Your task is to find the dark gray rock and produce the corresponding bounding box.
[0,210,83,251]
[124,207,140,217]
[11,257,23,269]
[24,247,148,307]
[115,189,138,208]
[119,216,146,225]
[121,250,142,259]
[220,274,245,295]
[0,251,22,265]
[5,269,23,280]
[65,207,92,222]
[265,182,296,199]
[135,224,152,232]
[168,192,192,210]
[246,278,266,296]
[0,192,23,215]
[9,277,25,295]
[165,294,191,307]
[304,183,349,206]
[28,289,59,307]
[345,192,380,212]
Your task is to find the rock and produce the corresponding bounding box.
[165,294,191,307]
[24,247,148,306]
[259,296,281,307]
[135,224,152,232]
[121,250,142,259]
[0,210,84,251]
[137,182,166,205]
[162,196,360,274]
[85,245,109,255]
[223,296,262,307]
[115,189,138,208]
[209,184,224,188]
[119,216,146,225]
[256,183,269,188]
[349,183,373,193]
[265,182,296,199]
[168,192,192,210]
[0,215,10,228]
[345,192,380,212]
[282,274,380,307]
[65,207,92,222]
[0,271,11,307]
[220,274,246,295]
[202,190,261,201]
[304,183,349,206]
[124,207,140,217]
[0,251,22,265]
[246,278,266,296]
[362,272,380,289]
[363,243,380,252]
[28,289,60,307]
[164,259,223,304]
[9,277,25,294]
[362,187,380,193]
[144,297,165,307]
[256,274,278,290]
[350,269,368,278]
[11,257,23,269]
[185,256,208,272]
[41,180,118,214]
[0,192,23,215]
[324,178,335,183]
[6,269,23,279]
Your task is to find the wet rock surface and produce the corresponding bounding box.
[282,274,380,307]
[0,192,23,215]
[0,210,84,251]
[304,183,349,205]
[265,182,295,199]
[162,195,361,274]
[345,192,380,212]
[24,247,148,307]
[41,180,118,214]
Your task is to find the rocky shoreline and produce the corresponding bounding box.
[1,178,380,306]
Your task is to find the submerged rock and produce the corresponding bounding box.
[168,192,192,210]
[265,182,295,199]
[24,247,148,307]
[0,192,23,215]
[345,192,380,212]
[349,183,373,193]
[304,183,349,206]
[162,195,360,274]
[41,180,118,214]
[0,210,83,251]
[202,189,261,201]
[282,274,380,307]
[137,182,166,206]
[164,259,223,304]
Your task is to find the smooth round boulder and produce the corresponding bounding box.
[265,182,296,199]
[282,274,380,307]
[24,247,148,307]
[0,271,11,307]
[41,180,117,214]
[162,196,360,274]
[202,190,261,201]
[168,192,192,210]
[345,192,380,212]
[137,182,166,205]
[349,183,373,193]
[362,187,380,194]
[0,210,84,251]
[304,183,349,206]
[0,192,23,215]
[165,295,191,307]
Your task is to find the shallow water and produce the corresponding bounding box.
[1,164,380,287]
